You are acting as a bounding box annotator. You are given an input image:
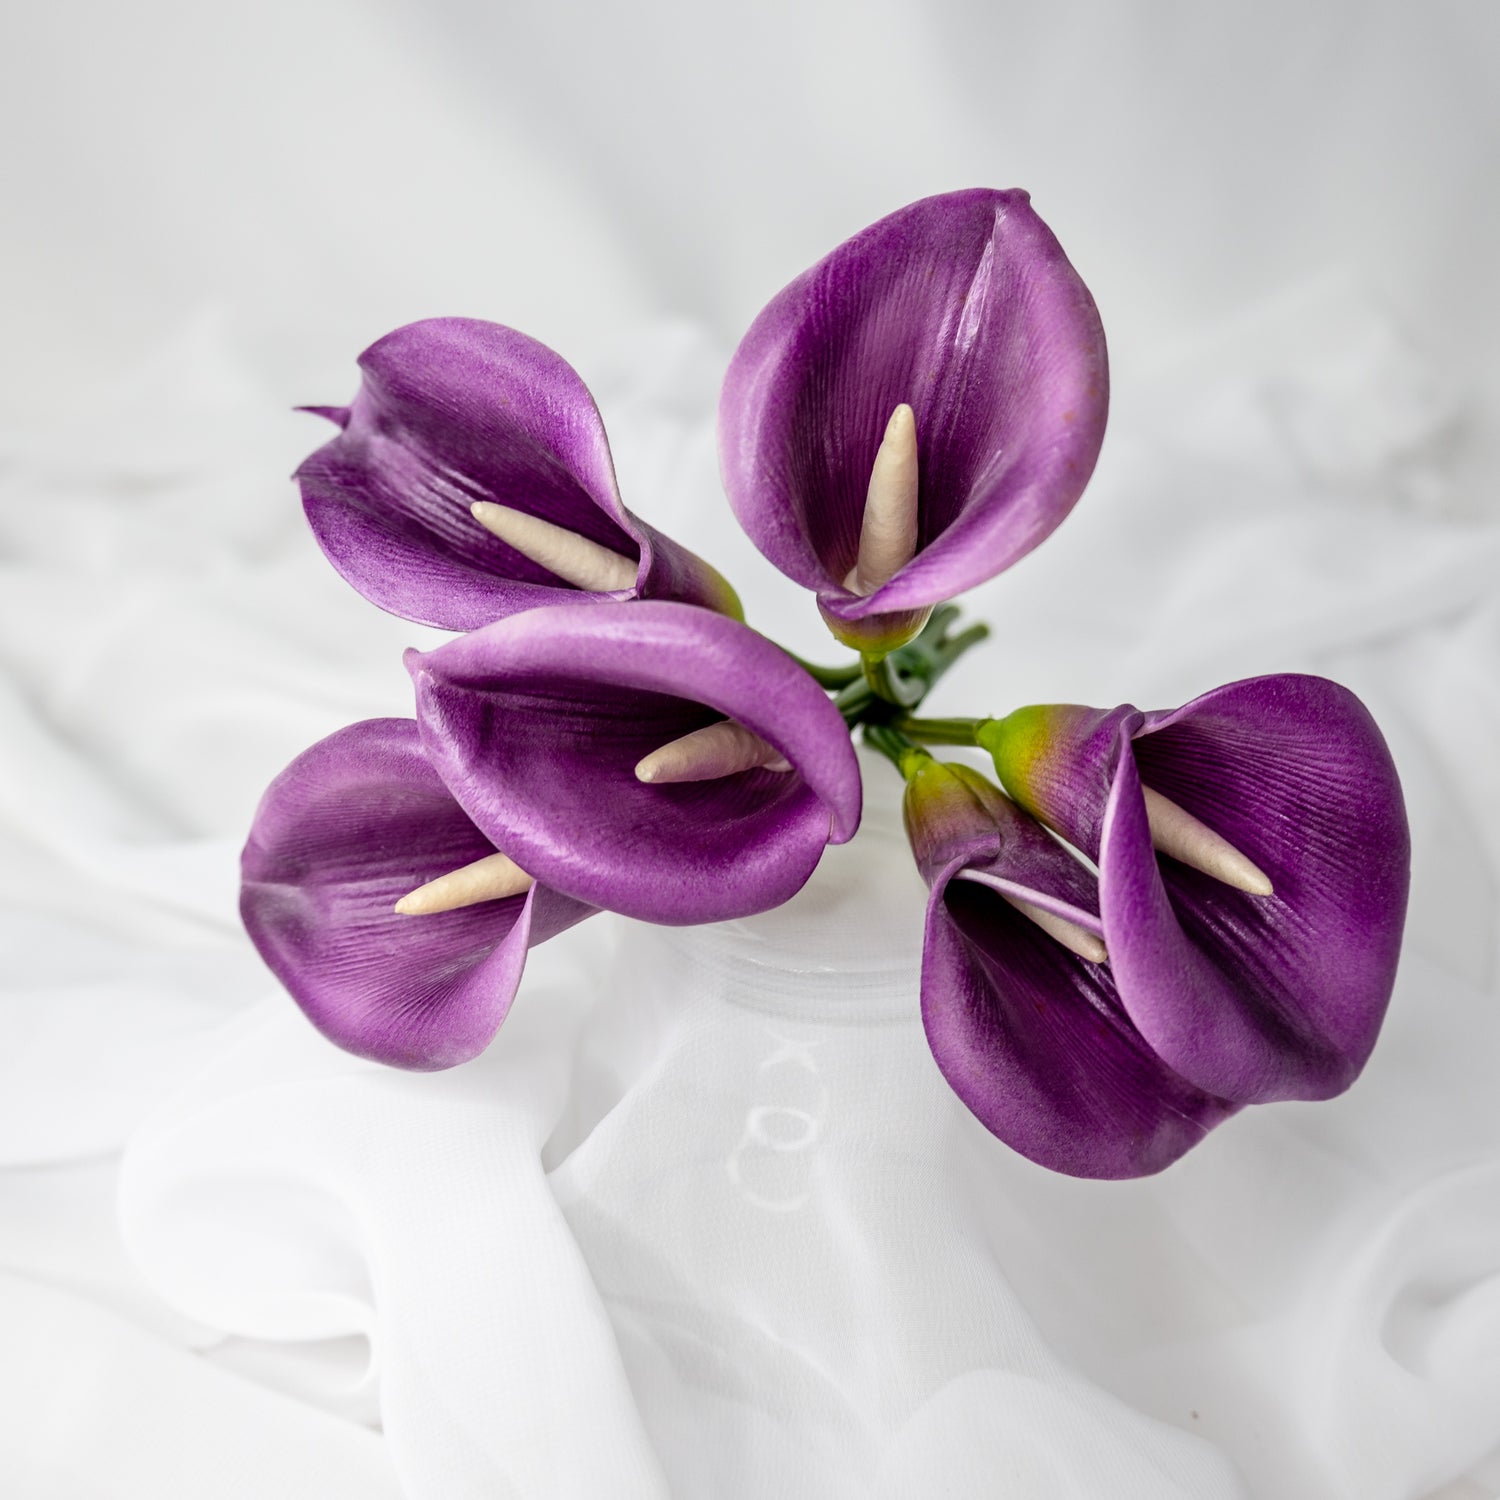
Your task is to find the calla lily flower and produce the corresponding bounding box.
[977,675,1410,1104]
[407,600,862,925]
[719,188,1107,653]
[904,754,1237,1179]
[296,318,742,630]
[240,718,595,1070]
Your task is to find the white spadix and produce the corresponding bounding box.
[635,720,793,784]
[1141,785,1273,896]
[846,403,919,595]
[955,869,1108,964]
[394,850,535,915]
[470,502,638,592]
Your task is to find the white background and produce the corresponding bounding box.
[2,3,1498,1496]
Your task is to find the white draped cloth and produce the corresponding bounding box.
[2,3,1498,1495]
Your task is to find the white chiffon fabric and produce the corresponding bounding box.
[4,3,1500,1496]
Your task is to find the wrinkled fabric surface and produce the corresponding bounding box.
[4,2,1500,1497]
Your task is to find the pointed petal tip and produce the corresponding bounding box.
[295,404,351,429]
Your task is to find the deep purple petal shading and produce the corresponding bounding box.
[906,760,1236,1179]
[297,319,740,629]
[719,189,1107,623]
[408,601,861,924]
[1100,676,1410,1102]
[240,718,594,1069]
[983,676,1410,1103]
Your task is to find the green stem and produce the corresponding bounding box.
[881,619,990,704]
[909,603,960,649]
[899,715,983,745]
[862,650,925,708]
[925,622,990,675]
[834,677,876,727]
[861,722,930,779]
[785,651,864,690]
[834,606,993,729]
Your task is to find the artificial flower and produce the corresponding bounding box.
[718,188,1107,652]
[977,674,1410,1103]
[297,318,741,630]
[408,599,862,925]
[241,718,595,1069]
[903,752,1237,1178]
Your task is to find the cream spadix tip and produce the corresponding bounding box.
[470,502,638,593]
[956,870,1108,963]
[1141,785,1274,896]
[394,850,535,915]
[846,403,919,596]
[635,720,794,784]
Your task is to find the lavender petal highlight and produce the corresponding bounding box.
[297,318,740,629]
[720,189,1107,638]
[240,718,594,1069]
[409,600,861,925]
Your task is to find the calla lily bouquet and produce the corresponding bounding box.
[243,189,1409,1178]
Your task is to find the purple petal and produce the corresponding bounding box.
[408,601,861,924]
[719,189,1107,624]
[983,678,1410,1103]
[240,718,594,1069]
[297,319,739,629]
[1099,676,1409,1103]
[907,760,1236,1179]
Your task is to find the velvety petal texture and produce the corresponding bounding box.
[297,319,741,629]
[905,758,1236,1179]
[980,676,1410,1103]
[408,601,862,924]
[719,189,1107,638]
[240,718,594,1070]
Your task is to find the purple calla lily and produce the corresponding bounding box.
[977,675,1410,1104]
[904,755,1237,1178]
[240,718,595,1070]
[719,189,1107,651]
[296,318,742,630]
[407,600,862,925]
